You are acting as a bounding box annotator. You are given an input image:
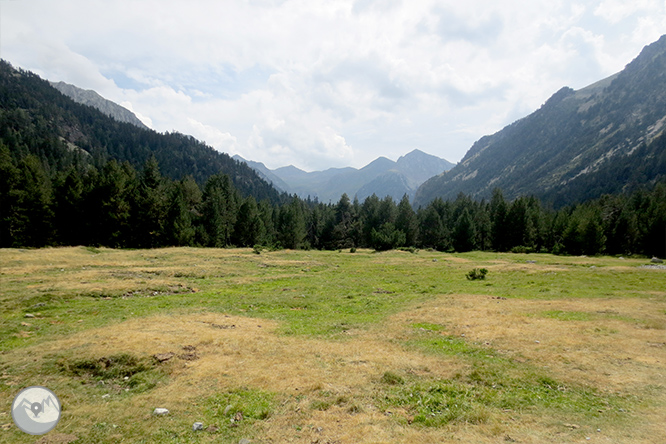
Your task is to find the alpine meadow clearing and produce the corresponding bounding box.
[1,247,665,443]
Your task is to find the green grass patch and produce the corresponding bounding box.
[392,324,632,428]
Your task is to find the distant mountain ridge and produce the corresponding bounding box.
[238,149,454,202]
[50,81,149,129]
[414,35,666,208]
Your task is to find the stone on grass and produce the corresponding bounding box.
[239,439,251,444]
[651,257,664,263]
[193,422,204,431]
[153,408,169,416]
[153,352,175,362]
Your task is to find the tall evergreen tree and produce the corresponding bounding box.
[200,173,239,247]
[53,166,84,246]
[418,204,451,251]
[277,197,306,249]
[490,188,510,251]
[132,155,167,248]
[163,180,196,246]
[233,196,265,247]
[0,143,21,247]
[86,160,136,247]
[11,155,54,247]
[331,193,358,249]
[395,194,418,247]
[453,207,476,252]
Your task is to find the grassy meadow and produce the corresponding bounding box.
[1,247,665,443]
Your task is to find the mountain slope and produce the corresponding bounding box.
[50,81,149,129]
[239,149,454,203]
[0,60,282,203]
[415,35,666,208]
[232,155,291,193]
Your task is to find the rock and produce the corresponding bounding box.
[153,352,175,362]
[526,260,536,264]
[224,404,234,415]
[651,257,663,263]
[234,411,244,422]
[102,394,110,399]
[192,422,204,431]
[239,439,251,444]
[33,302,46,308]
[24,313,35,318]
[153,408,169,416]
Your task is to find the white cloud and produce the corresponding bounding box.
[594,0,656,24]
[2,0,665,170]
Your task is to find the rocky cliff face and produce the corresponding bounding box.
[50,81,148,129]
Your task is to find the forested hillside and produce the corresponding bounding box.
[2,146,664,257]
[0,60,282,203]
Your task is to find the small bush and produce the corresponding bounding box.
[350,247,357,253]
[466,268,488,280]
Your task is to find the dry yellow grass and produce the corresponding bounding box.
[4,297,664,442]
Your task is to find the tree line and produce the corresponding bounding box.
[1,145,665,257]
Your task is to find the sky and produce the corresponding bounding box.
[1,0,665,171]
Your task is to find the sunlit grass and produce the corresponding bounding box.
[0,247,664,443]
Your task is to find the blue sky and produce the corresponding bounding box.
[1,0,665,170]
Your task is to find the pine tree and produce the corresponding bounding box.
[233,196,265,247]
[453,207,476,252]
[200,174,239,247]
[0,143,21,247]
[490,188,509,251]
[132,155,167,248]
[86,160,135,247]
[395,194,418,247]
[163,180,196,246]
[331,193,358,249]
[277,197,306,249]
[12,155,54,247]
[53,167,84,245]
[418,204,451,251]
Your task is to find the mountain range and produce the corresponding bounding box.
[235,150,454,203]
[49,76,456,205]
[414,35,666,208]
[5,34,666,211]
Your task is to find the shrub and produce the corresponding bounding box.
[466,268,488,280]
